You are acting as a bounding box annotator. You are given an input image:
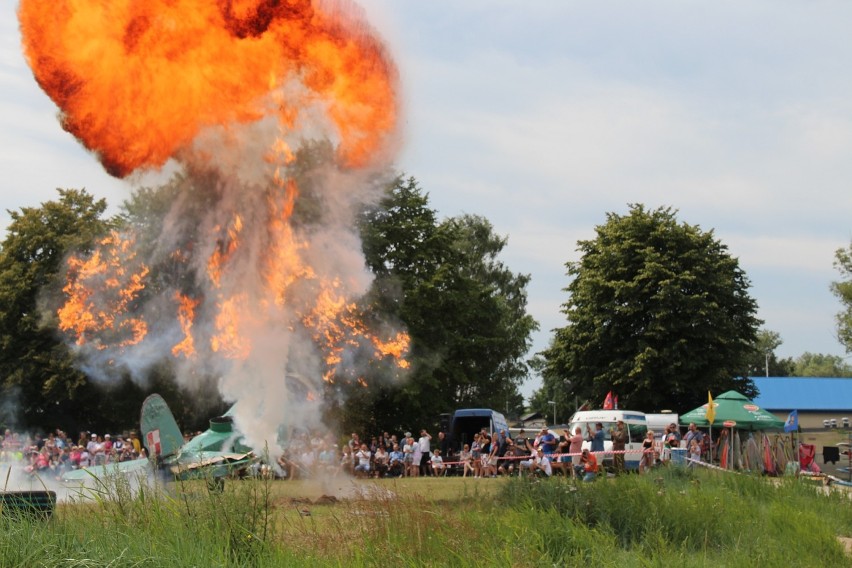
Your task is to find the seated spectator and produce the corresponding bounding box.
[459,444,475,478]
[277,450,295,479]
[373,445,389,478]
[317,443,338,476]
[430,449,446,476]
[498,440,518,476]
[69,445,82,469]
[388,443,405,478]
[354,444,371,478]
[340,445,354,476]
[531,449,553,478]
[578,449,598,481]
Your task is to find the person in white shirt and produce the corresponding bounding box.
[354,444,371,478]
[430,449,446,476]
[530,449,552,477]
[418,430,432,476]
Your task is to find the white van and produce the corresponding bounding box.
[567,410,649,471]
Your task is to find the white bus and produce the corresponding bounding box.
[567,410,649,471]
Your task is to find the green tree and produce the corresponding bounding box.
[832,241,852,353]
[350,176,536,435]
[744,329,794,377]
[0,189,114,429]
[537,204,761,414]
[791,352,852,377]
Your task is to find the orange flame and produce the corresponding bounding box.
[37,1,411,388]
[207,214,244,288]
[172,293,200,358]
[211,295,252,359]
[19,0,397,177]
[58,232,149,349]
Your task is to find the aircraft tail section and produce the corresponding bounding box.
[140,394,184,460]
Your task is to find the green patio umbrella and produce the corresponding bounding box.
[680,390,785,431]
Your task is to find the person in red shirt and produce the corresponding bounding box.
[580,449,598,482]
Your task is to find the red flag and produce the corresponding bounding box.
[613,395,618,410]
[603,391,613,410]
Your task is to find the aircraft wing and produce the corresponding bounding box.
[168,451,255,479]
[61,458,151,482]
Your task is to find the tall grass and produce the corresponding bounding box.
[0,470,288,567]
[2,468,851,566]
[499,467,852,566]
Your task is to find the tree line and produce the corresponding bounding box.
[0,173,849,436]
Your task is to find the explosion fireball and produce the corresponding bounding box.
[18,0,408,455]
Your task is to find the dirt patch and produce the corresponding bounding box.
[838,536,852,556]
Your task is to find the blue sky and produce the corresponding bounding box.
[2,1,851,400]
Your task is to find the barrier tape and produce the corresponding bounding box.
[436,449,649,467]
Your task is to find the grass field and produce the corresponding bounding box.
[3,466,852,567]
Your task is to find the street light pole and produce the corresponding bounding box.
[548,401,557,427]
[765,350,770,377]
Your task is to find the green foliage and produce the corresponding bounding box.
[744,329,794,377]
[832,241,852,353]
[537,204,761,415]
[791,352,852,377]
[0,189,114,429]
[351,176,536,434]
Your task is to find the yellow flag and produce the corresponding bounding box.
[706,391,716,424]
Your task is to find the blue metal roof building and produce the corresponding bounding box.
[752,377,852,412]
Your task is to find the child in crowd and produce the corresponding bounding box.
[688,438,701,466]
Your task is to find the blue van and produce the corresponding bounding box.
[449,408,510,453]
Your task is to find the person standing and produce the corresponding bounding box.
[589,423,605,453]
[611,420,627,474]
[437,431,451,459]
[684,423,704,452]
[639,430,656,474]
[539,427,558,456]
[568,427,584,477]
[410,436,422,478]
[418,430,432,476]
[688,438,701,467]
[471,433,483,478]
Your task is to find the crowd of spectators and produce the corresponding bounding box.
[272,425,607,481]
[1,421,712,482]
[0,427,146,479]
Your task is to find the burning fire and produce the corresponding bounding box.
[21,0,410,451]
[18,0,398,177]
[58,232,149,350]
